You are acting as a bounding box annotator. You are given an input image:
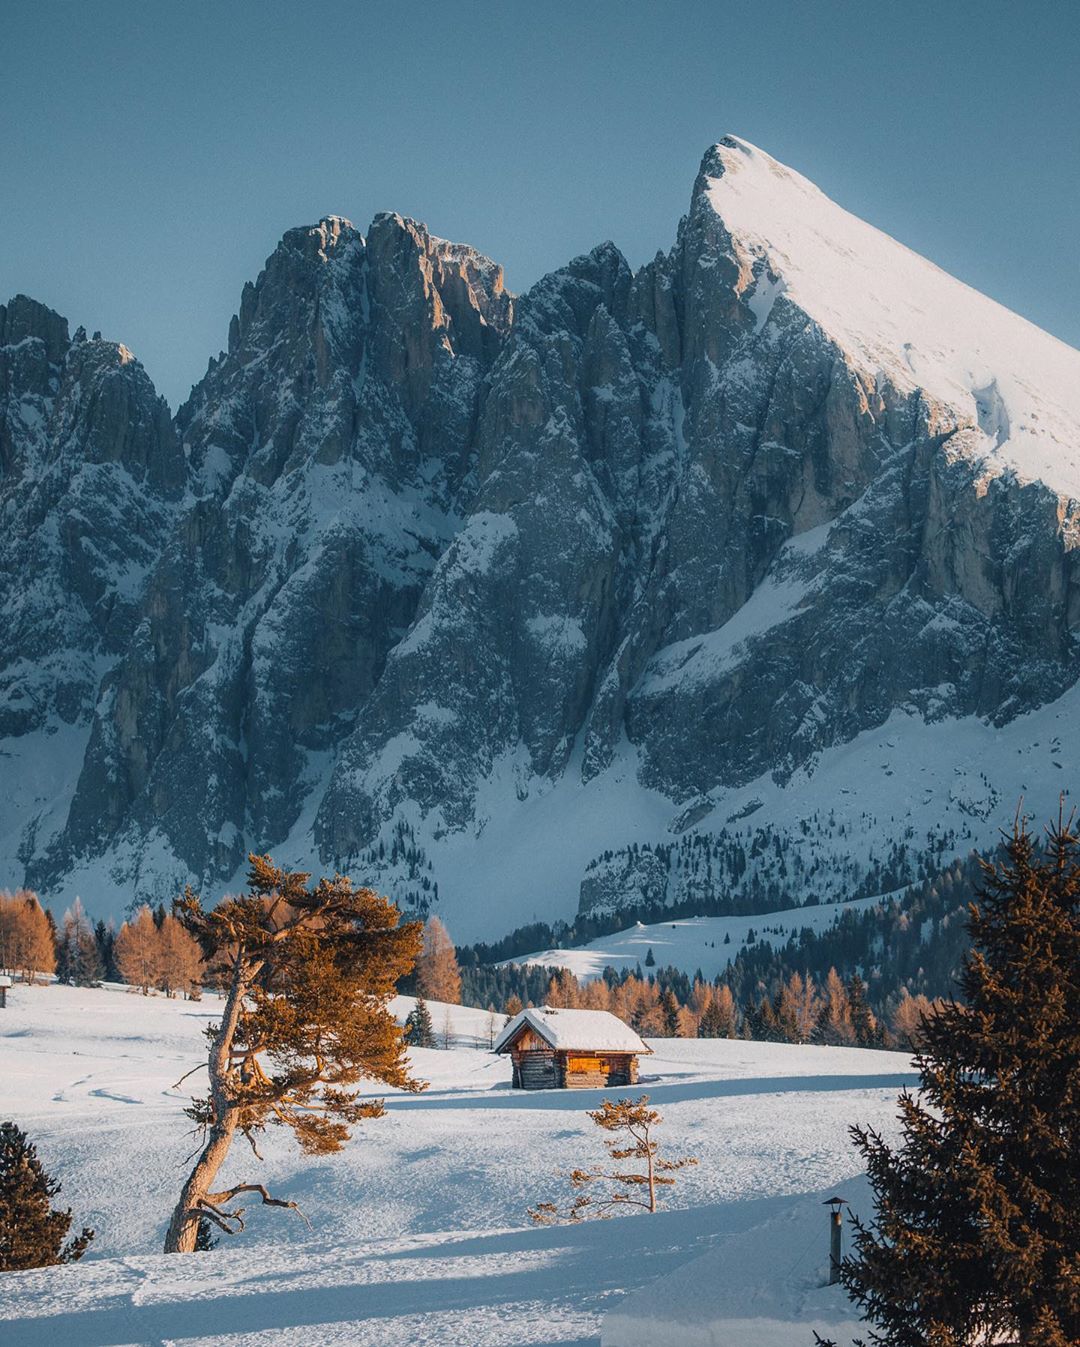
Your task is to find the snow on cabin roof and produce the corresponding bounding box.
[492,1006,651,1055]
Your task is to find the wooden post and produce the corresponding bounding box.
[824,1196,846,1285]
[0,975,10,1009]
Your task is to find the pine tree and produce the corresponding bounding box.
[404,996,436,1048]
[661,988,680,1037]
[94,919,119,982]
[163,855,424,1253]
[0,1122,93,1270]
[847,973,879,1047]
[843,813,1080,1345]
[57,899,102,986]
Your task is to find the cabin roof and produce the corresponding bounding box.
[493,1006,651,1055]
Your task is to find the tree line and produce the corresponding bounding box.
[458,850,983,1044]
[0,891,202,997]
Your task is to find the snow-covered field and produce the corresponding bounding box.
[0,983,917,1345]
[508,892,889,982]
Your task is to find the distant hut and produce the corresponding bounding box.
[493,1006,651,1090]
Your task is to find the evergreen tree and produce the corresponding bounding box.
[661,988,681,1037]
[847,973,879,1047]
[194,1215,218,1252]
[697,1000,721,1037]
[94,919,120,982]
[56,900,102,986]
[404,996,436,1048]
[0,1122,94,1270]
[844,814,1080,1345]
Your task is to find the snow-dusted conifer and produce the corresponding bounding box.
[844,813,1080,1344]
[404,996,436,1048]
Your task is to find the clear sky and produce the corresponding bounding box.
[3,1,1078,409]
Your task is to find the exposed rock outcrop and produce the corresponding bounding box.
[4,139,1080,936]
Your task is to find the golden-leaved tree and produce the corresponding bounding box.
[164,855,424,1253]
[415,915,461,1004]
[0,890,56,983]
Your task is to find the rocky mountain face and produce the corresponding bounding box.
[4,138,1080,938]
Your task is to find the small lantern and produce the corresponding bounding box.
[823,1196,847,1285]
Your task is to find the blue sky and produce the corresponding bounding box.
[3,1,1078,408]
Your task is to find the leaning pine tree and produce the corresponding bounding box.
[843,810,1080,1346]
[164,855,424,1253]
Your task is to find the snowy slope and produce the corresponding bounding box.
[0,983,915,1344]
[707,135,1080,498]
[507,893,890,983]
[603,1176,874,1347]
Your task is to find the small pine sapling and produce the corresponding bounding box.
[529,1095,696,1223]
[404,996,436,1048]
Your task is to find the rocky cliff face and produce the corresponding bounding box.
[4,138,1080,937]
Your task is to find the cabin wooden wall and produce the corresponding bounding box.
[558,1051,638,1089]
[511,1048,557,1089]
[507,1045,639,1089]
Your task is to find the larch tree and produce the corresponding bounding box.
[843,812,1080,1346]
[415,916,462,1004]
[163,855,424,1254]
[0,891,56,983]
[0,1121,93,1271]
[778,971,821,1044]
[817,967,855,1045]
[157,913,204,998]
[889,989,942,1051]
[115,905,164,994]
[529,1095,697,1223]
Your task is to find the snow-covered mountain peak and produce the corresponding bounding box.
[699,136,1080,501]
[6,144,1080,942]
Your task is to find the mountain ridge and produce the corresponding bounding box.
[2,140,1078,940]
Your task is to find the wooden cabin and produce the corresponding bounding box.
[493,1006,651,1090]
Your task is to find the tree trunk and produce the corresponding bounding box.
[163,1112,238,1252]
[163,949,258,1253]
